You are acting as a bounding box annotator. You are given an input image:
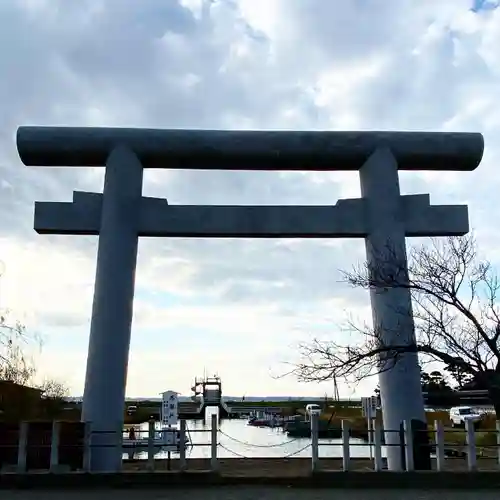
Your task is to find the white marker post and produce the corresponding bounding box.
[161,390,179,471]
[161,391,179,428]
[362,396,378,461]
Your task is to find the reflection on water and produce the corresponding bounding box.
[122,410,387,460]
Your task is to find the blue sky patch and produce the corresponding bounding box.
[472,0,499,12]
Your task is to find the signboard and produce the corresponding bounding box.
[361,396,378,419]
[161,390,178,426]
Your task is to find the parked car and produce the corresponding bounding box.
[449,406,482,428]
[126,405,138,415]
[305,404,321,415]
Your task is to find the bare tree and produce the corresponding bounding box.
[0,312,67,397]
[291,234,500,417]
[0,312,39,385]
[38,377,69,399]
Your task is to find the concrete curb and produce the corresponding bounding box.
[1,472,500,490]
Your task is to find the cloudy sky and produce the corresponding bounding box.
[0,0,499,398]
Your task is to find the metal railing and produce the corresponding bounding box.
[309,413,500,472]
[0,414,220,474]
[2,413,500,474]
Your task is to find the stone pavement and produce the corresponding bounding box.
[0,489,499,500]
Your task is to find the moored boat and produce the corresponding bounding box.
[248,412,281,427]
[285,417,342,438]
[122,425,190,451]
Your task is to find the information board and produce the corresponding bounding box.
[161,390,179,426]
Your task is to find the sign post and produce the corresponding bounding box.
[161,390,179,428]
[361,396,378,461]
[161,390,179,470]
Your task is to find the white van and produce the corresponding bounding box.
[449,406,482,427]
[305,404,321,415]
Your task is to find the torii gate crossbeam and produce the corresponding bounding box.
[17,127,484,472]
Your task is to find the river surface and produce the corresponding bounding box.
[122,413,387,460]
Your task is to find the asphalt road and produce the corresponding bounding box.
[0,489,498,500]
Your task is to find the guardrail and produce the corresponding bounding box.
[1,414,500,474]
[310,414,500,472]
[0,415,220,474]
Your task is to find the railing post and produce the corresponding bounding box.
[17,422,28,473]
[82,422,92,472]
[310,412,319,472]
[434,420,445,472]
[465,419,477,471]
[210,413,218,472]
[403,420,414,471]
[373,418,383,471]
[179,420,187,471]
[147,420,155,471]
[116,426,123,472]
[496,420,500,469]
[50,421,60,473]
[342,420,350,471]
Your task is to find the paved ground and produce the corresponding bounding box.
[0,489,499,500]
[124,457,500,474]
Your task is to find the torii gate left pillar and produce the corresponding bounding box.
[17,127,484,472]
[83,146,143,472]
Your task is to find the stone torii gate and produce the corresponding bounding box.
[17,127,483,472]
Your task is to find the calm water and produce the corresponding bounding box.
[123,411,388,460]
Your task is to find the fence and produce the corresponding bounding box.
[310,414,500,472]
[2,414,500,474]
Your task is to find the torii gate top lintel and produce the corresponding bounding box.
[17,126,484,172]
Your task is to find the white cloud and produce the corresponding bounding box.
[0,237,96,327]
[0,0,499,398]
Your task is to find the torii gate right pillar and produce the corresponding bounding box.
[360,148,426,470]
